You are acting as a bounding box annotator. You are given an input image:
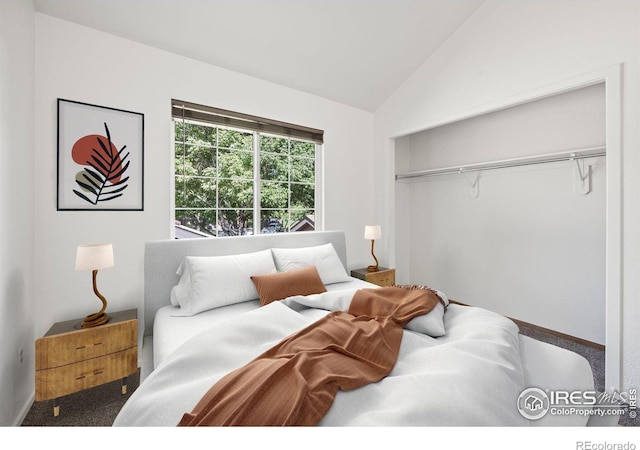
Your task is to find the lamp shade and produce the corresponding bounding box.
[364,225,381,240]
[75,243,114,271]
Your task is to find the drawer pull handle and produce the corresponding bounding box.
[75,369,104,380]
[76,342,104,350]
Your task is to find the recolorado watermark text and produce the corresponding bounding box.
[576,442,636,450]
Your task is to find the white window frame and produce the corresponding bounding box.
[171,104,323,237]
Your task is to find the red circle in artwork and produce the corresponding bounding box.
[71,134,122,183]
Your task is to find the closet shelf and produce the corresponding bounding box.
[395,146,606,180]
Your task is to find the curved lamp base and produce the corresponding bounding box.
[367,239,379,272]
[82,311,110,328]
[81,269,110,328]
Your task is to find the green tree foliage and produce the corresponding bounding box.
[174,121,315,236]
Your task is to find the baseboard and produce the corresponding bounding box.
[448,299,605,351]
[13,392,34,426]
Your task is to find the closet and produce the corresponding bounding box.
[395,83,606,345]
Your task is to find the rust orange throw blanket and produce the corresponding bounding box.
[178,286,441,426]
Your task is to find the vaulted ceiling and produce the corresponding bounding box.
[33,0,485,111]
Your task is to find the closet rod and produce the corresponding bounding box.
[395,146,606,180]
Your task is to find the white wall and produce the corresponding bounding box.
[375,0,640,391]
[0,0,36,426]
[32,10,374,410]
[395,84,607,344]
[33,13,375,334]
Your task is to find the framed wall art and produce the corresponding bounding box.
[57,98,144,211]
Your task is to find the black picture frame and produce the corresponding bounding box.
[57,98,144,211]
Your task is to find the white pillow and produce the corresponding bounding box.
[170,249,277,316]
[170,259,190,307]
[405,290,449,337]
[271,243,351,285]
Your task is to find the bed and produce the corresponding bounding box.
[113,230,599,427]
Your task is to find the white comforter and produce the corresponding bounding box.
[113,290,529,426]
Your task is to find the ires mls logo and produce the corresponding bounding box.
[517,388,550,420]
[517,387,630,420]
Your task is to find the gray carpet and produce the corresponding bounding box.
[20,329,637,427]
[21,370,140,427]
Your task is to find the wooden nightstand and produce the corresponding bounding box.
[35,309,138,417]
[351,267,396,287]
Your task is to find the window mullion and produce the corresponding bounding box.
[288,139,292,232]
[253,133,261,234]
[215,127,219,234]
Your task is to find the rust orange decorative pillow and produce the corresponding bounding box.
[251,266,327,306]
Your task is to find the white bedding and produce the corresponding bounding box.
[115,286,530,427]
[152,277,374,368]
[132,231,598,427]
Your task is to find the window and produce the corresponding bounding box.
[172,100,323,237]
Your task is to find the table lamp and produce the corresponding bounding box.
[364,225,381,272]
[75,243,114,328]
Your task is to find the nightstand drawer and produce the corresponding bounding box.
[35,347,137,401]
[368,270,395,286]
[370,270,396,286]
[36,319,137,369]
[35,309,138,415]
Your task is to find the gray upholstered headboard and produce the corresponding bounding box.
[143,230,348,336]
